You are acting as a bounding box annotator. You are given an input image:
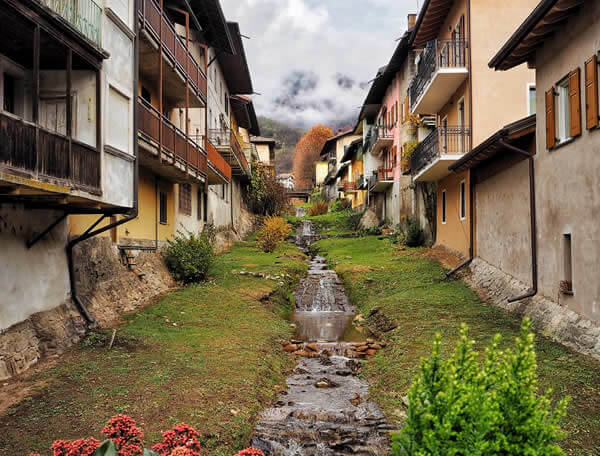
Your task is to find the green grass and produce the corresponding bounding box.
[285,209,361,236]
[314,235,600,456]
[0,241,306,456]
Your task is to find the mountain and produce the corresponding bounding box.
[258,116,305,174]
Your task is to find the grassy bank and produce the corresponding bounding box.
[0,240,306,456]
[314,235,600,456]
[285,209,361,236]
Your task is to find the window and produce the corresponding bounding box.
[528,84,536,115]
[563,233,573,293]
[197,189,203,221]
[441,189,447,224]
[224,93,229,114]
[159,191,167,224]
[3,73,15,114]
[141,86,151,104]
[459,180,466,220]
[556,78,570,142]
[179,183,192,216]
[203,191,208,222]
[108,87,130,153]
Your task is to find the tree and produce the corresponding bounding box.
[292,124,333,189]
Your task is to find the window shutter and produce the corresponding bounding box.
[569,68,582,137]
[404,95,409,120]
[545,88,555,149]
[585,55,599,129]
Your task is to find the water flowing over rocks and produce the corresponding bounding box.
[251,220,394,455]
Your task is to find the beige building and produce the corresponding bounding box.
[408,0,538,257]
[251,136,277,173]
[483,0,600,358]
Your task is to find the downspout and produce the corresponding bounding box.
[66,10,141,324]
[499,139,538,302]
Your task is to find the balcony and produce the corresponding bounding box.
[411,126,470,182]
[208,129,251,178]
[339,180,358,193]
[35,0,102,47]
[205,139,232,185]
[137,98,207,181]
[0,111,100,192]
[368,168,394,193]
[409,39,468,115]
[368,126,394,155]
[138,0,207,103]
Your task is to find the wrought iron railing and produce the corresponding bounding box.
[410,126,470,174]
[37,0,102,46]
[368,125,393,152]
[409,39,468,110]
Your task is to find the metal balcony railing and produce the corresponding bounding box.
[207,129,250,175]
[367,125,393,153]
[367,168,393,190]
[410,126,471,175]
[409,39,468,110]
[37,0,102,46]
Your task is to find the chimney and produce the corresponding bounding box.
[408,14,417,30]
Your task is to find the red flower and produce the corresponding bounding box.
[50,438,100,456]
[234,449,264,456]
[168,448,201,456]
[151,424,201,456]
[102,415,144,456]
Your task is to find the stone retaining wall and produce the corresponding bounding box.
[465,258,600,360]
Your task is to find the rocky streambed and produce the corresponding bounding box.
[251,219,394,455]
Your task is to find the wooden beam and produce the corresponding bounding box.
[32,25,40,124]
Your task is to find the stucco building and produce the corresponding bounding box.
[478,0,600,358]
[407,0,538,257]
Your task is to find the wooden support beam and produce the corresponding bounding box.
[33,26,40,124]
[66,48,73,179]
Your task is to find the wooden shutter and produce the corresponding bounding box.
[545,88,555,149]
[395,102,399,124]
[569,68,582,137]
[585,55,599,129]
[404,95,409,120]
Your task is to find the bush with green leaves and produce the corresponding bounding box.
[329,199,352,213]
[164,227,215,284]
[392,318,569,456]
[404,216,425,247]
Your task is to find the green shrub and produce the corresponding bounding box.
[362,226,382,236]
[257,216,292,253]
[309,201,329,216]
[392,319,569,456]
[346,210,364,232]
[164,227,215,283]
[404,216,425,247]
[330,199,351,212]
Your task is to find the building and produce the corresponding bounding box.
[319,130,361,201]
[251,136,277,173]
[0,0,136,378]
[314,160,328,187]
[407,0,538,257]
[277,173,294,190]
[355,15,434,229]
[337,138,366,209]
[477,0,599,358]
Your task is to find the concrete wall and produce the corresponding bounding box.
[533,2,600,324]
[0,205,70,331]
[315,162,328,186]
[255,143,272,165]
[475,156,532,284]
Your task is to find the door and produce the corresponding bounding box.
[453,16,465,66]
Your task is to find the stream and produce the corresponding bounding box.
[250,216,394,455]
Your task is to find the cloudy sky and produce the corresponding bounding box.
[220,0,419,128]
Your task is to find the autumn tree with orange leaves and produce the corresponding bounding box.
[292,125,333,189]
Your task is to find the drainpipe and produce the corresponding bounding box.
[65,11,141,324]
[499,139,538,302]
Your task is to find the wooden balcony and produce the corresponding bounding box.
[339,180,358,193]
[208,129,251,178]
[35,0,102,47]
[137,98,207,181]
[138,0,207,103]
[205,139,232,185]
[411,126,470,182]
[0,111,100,192]
[409,39,468,115]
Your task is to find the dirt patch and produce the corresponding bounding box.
[423,245,466,270]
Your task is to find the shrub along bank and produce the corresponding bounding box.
[0,240,307,456]
[313,235,600,455]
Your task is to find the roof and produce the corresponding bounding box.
[411,0,455,47]
[189,0,235,54]
[335,161,350,178]
[230,95,260,136]
[489,0,585,71]
[342,139,362,162]
[449,115,536,172]
[356,30,412,125]
[319,130,353,157]
[251,136,277,145]
[217,22,254,94]
[277,173,294,179]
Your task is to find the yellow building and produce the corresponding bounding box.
[314,161,329,187]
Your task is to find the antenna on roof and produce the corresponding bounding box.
[252,91,262,96]
[241,34,250,39]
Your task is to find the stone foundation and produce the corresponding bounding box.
[0,236,176,380]
[465,258,600,360]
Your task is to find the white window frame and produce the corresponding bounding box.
[556,77,571,143]
[441,189,447,224]
[459,180,466,221]
[527,83,536,116]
